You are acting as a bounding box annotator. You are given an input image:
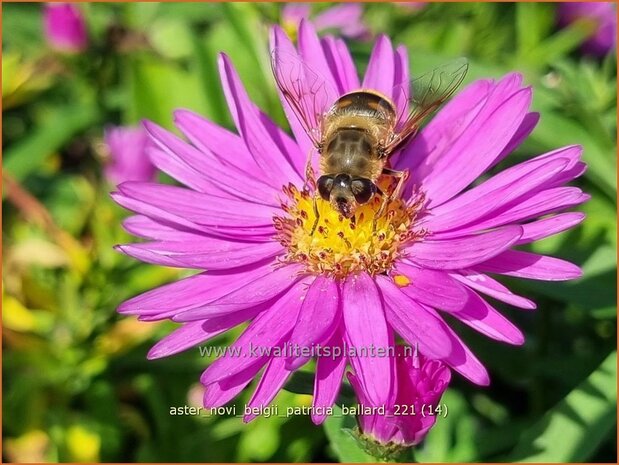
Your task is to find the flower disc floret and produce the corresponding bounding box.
[274,183,426,278]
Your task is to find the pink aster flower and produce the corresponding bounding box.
[282,3,369,40]
[557,2,617,56]
[43,3,88,53]
[113,21,587,424]
[349,346,450,454]
[104,126,156,185]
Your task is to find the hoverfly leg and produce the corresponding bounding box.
[310,191,320,236]
[373,168,409,232]
[385,167,409,201]
[303,149,317,193]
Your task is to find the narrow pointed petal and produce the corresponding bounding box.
[173,109,275,184]
[378,276,454,360]
[517,212,586,244]
[476,250,583,281]
[425,158,569,232]
[380,277,489,385]
[203,361,267,408]
[118,262,273,317]
[362,34,395,98]
[342,273,393,406]
[452,271,536,310]
[298,19,339,91]
[493,112,540,166]
[420,305,490,386]
[148,316,244,360]
[145,120,279,205]
[421,86,533,207]
[407,226,522,270]
[115,181,277,229]
[116,240,281,271]
[321,36,359,93]
[454,187,589,234]
[174,264,304,321]
[286,276,340,370]
[440,290,525,345]
[243,357,291,422]
[312,330,346,425]
[219,54,303,185]
[394,262,469,311]
[269,26,316,157]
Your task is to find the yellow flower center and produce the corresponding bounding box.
[274,182,426,279]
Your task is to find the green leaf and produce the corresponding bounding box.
[124,54,210,128]
[508,351,617,462]
[323,405,376,463]
[3,104,100,181]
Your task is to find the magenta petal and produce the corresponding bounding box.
[378,276,454,360]
[425,158,570,232]
[394,262,469,311]
[218,54,303,185]
[396,78,494,176]
[454,187,589,234]
[286,276,340,370]
[421,86,533,207]
[517,212,586,245]
[342,273,393,406]
[144,120,279,206]
[115,181,277,229]
[493,112,540,166]
[440,289,525,345]
[243,357,291,422]
[393,44,410,118]
[122,215,273,244]
[312,330,346,425]
[362,34,395,99]
[476,250,583,281]
[116,240,281,271]
[418,305,490,386]
[173,109,278,186]
[321,36,360,93]
[408,226,522,270]
[118,262,273,318]
[199,276,312,385]
[203,361,267,408]
[148,319,236,360]
[269,26,316,157]
[174,264,304,321]
[380,277,489,385]
[298,19,339,92]
[452,271,536,310]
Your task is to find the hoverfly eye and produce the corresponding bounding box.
[351,178,377,204]
[317,176,335,201]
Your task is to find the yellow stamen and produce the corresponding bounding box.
[394,275,411,287]
[274,182,426,279]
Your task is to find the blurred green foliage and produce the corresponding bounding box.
[2,2,616,463]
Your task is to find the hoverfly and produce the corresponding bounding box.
[271,50,468,233]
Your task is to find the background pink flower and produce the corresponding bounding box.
[43,3,88,53]
[282,3,369,40]
[104,126,156,185]
[557,2,617,56]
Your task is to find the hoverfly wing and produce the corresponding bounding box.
[271,48,338,148]
[385,58,469,155]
